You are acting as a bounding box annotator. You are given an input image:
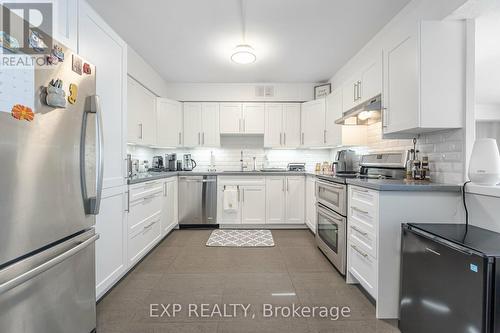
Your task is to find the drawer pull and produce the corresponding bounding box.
[352,207,369,215]
[351,244,368,258]
[144,181,158,186]
[143,219,159,230]
[143,194,157,201]
[351,225,368,236]
[354,188,369,193]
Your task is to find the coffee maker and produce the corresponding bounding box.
[166,153,177,171]
[183,154,197,171]
[152,156,164,170]
[334,149,357,174]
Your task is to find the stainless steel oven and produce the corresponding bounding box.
[316,179,346,216]
[316,203,346,275]
[315,177,347,275]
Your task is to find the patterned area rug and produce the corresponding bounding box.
[206,229,275,247]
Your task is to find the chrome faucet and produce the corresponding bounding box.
[240,150,247,172]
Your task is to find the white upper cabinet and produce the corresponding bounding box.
[283,104,302,147]
[157,98,183,147]
[326,89,367,147]
[182,102,220,147]
[220,103,242,134]
[183,103,203,147]
[242,103,265,134]
[127,76,156,146]
[220,103,264,135]
[79,0,127,189]
[301,99,326,147]
[264,103,301,148]
[201,103,220,147]
[342,58,382,113]
[383,21,465,135]
[53,0,78,51]
[264,104,284,147]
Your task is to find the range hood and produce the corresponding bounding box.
[335,94,382,125]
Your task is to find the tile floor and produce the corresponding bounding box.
[97,229,400,332]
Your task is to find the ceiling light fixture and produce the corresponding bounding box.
[232,0,256,64]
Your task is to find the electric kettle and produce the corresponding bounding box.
[183,154,197,171]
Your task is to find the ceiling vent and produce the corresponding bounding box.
[255,85,275,98]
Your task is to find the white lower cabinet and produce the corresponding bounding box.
[305,176,317,233]
[240,186,266,224]
[346,185,462,319]
[265,176,305,224]
[95,186,128,300]
[217,177,266,225]
[127,181,163,266]
[161,177,178,236]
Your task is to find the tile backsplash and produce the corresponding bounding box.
[128,136,331,172]
[334,123,465,184]
[129,124,465,184]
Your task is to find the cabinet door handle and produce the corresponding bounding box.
[163,182,167,197]
[301,133,304,145]
[351,225,368,236]
[323,130,326,144]
[286,178,289,192]
[125,190,130,212]
[351,244,368,258]
[283,133,286,145]
[202,132,205,145]
[178,132,182,145]
[139,123,143,139]
[198,132,200,145]
[357,80,362,100]
[282,179,285,192]
[237,185,240,202]
[280,132,282,145]
[353,84,357,102]
[242,189,245,203]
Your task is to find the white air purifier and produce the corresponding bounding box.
[468,138,500,186]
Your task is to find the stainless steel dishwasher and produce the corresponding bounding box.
[178,175,218,227]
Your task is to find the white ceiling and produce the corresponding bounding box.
[87,0,410,83]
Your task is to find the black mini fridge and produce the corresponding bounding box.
[400,223,500,333]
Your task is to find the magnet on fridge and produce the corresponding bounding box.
[47,45,64,65]
[83,63,91,74]
[68,83,78,104]
[11,104,34,121]
[28,29,47,52]
[72,54,83,75]
[46,79,67,108]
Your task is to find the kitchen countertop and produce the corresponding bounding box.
[128,170,310,184]
[345,178,462,192]
[128,171,462,192]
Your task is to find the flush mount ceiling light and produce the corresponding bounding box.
[231,0,256,64]
[231,44,256,64]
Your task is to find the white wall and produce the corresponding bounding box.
[164,82,316,102]
[127,46,170,97]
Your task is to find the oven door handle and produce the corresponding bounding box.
[316,180,345,190]
[316,203,345,223]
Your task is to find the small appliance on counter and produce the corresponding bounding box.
[287,163,305,172]
[183,154,197,171]
[400,223,500,333]
[151,155,164,170]
[176,160,183,171]
[166,153,177,171]
[333,149,357,175]
[468,138,500,185]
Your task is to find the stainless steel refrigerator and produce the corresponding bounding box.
[0,40,101,332]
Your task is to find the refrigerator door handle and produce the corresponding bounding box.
[81,95,104,215]
[0,233,99,295]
